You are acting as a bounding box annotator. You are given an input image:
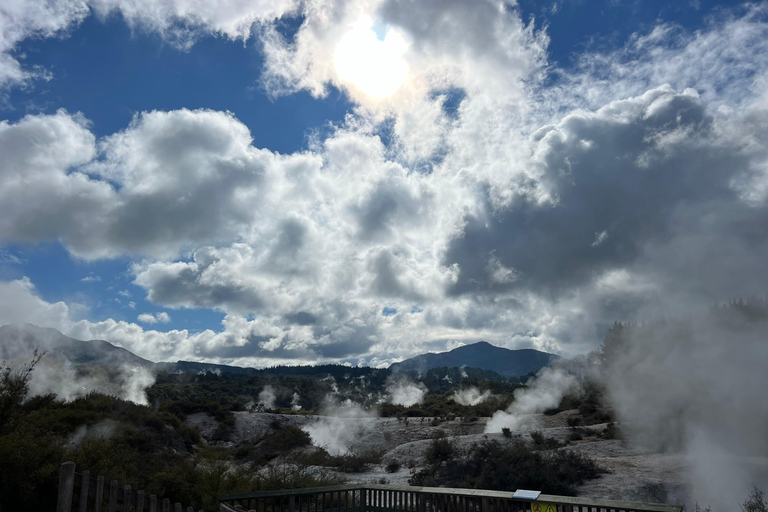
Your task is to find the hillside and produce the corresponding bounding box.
[0,323,153,368]
[389,341,559,376]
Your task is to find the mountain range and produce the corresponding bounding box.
[1,324,558,377]
[388,341,559,377]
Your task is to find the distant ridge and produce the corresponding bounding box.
[388,341,559,377]
[0,323,154,368]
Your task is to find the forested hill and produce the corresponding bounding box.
[389,341,559,376]
[2,324,554,382]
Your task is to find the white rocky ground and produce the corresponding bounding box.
[185,410,695,504]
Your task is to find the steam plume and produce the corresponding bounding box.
[258,385,277,409]
[303,399,375,455]
[601,317,768,510]
[452,386,492,406]
[385,374,427,407]
[485,367,577,433]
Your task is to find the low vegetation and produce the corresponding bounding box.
[410,437,606,496]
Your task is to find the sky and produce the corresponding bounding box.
[1,0,768,367]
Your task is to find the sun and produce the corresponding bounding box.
[334,18,408,99]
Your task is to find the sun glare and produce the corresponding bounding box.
[334,18,408,99]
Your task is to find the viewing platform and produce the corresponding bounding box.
[219,485,683,512]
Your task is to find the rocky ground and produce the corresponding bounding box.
[186,410,695,504]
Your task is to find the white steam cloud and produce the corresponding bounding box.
[452,386,493,406]
[291,392,302,410]
[303,399,376,455]
[485,367,577,433]
[602,319,768,510]
[26,357,156,404]
[386,375,427,407]
[258,385,277,409]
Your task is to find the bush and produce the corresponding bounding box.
[410,439,606,495]
[386,460,401,473]
[743,488,768,512]
[425,435,455,464]
[322,449,384,473]
[602,421,620,440]
[530,430,562,449]
[501,427,512,438]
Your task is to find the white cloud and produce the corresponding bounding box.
[137,312,170,324]
[0,0,299,91]
[0,0,89,89]
[3,1,768,366]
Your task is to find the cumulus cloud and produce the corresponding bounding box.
[0,0,299,91]
[3,1,768,368]
[137,312,171,324]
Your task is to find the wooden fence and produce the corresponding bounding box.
[57,461,203,512]
[219,485,683,512]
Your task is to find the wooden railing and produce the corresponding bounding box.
[57,461,202,512]
[219,485,683,512]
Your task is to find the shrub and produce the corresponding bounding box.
[742,488,768,512]
[530,430,562,449]
[386,460,401,473]
[322,449,384,473]
[501,427,512,438]
[410,439,605,495]
[425,436,455,464]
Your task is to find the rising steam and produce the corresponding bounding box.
[485,367,577,433]
[303,399,376,455]
[385,374,427,407]
[452,386,492,406]
[258,385,277,409]
[601,317,768,510]
[26,356,156,404]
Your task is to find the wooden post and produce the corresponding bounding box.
[150,495,158,512]
[109,481,119,512]
[137,490,145,511]
[78,470,91,512]
[95,475,105,512]
[174,503,182,512]
[290,495,296,512]
[124,485,132,512]
[57,462,76,512]
[360,490,366,512]
[162,498,171,512]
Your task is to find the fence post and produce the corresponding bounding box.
[162,498,170,512]
[290,496,296,512]
[137,490,145,511]
[150,495,158,512]
[124,485,132,512]
[57,462,76,512]
[95,475,105,512]
[361,490,366,512]
[109,480,119,512]
[78,470,90,512]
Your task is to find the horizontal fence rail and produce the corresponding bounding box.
[220,485,683,512]
[57,461,202,512]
